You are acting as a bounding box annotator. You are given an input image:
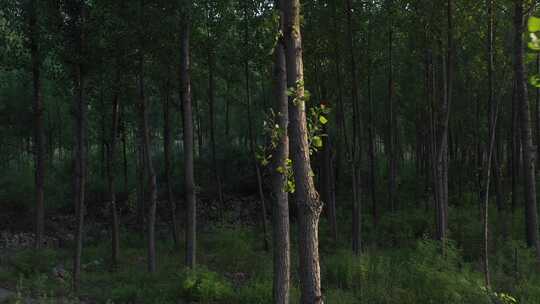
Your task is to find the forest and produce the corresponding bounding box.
[2,0,540,303]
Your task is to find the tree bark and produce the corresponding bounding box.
[206,20,225,221]
[27,0,45,250]
[137,56,158,273]
[71,1,87,292]
[272,5,290,301]
[387,2,397,213]
[282,0,323,302]
[244,3,269,251]
[106,71,121,270]
[346,0,362,256]
[163,80,180,246]
[180,5,197,268]
[514,0,540,261]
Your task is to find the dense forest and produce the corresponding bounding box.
[2,0,540,303]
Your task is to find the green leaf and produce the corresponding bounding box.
[313,136,323,148]
[319,116,328,125]
[530,75,540,87]
[529,16,540,32]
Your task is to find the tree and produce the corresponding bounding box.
[106,70,121,269]
[65,0,88,292]
[25,0,45,250]
[272,3,291,302]
[514,0,540,261]
[282,0,323,302]
[180,0,197,268]
[162,79,179,246]
[345,0,363,256]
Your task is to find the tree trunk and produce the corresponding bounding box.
[346,0,362,256]
[482,0,497,287]
[514,0,540,261]
[163,80,180,246]
[367,16,378,227]
[272,7,290,301]
[282,1,323,302]
[106,72,121,270]
[137,57,157,273]
[72,64,87,293]
[71,2,87,292]
[387,4,397,213]
[206,20,224,221]
[180,7,197,268]
[244,3,269,251]
[28,0,45,250]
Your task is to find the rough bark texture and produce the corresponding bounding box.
[282,0,323,302]
[514,0,540,261]
[272,10,290,301]
[180,9,197,268]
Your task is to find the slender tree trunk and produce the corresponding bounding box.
[367,17,378,227]
[71,2,87,292]
[28,0,45,250]
[272,7,290,300]
[511,81,519,214]
[180,7,197,268]
[244,4,269,251]
[106,71,121,270]
[346,0,362,256]
[536,53,540,163]
[207,45,224,221]
[121,106,128,192]
[482,0,497,287]
[514,0,540,261]
[387,5,397,213]
[137,56,157,273]
[282,1,323,302]
[163,80,180,246]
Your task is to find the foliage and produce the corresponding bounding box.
[178,267,234,302]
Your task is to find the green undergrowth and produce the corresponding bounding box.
[1,215,539,303]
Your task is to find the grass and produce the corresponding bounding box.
[1,193,539,303]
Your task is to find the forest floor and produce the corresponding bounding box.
[1,192,540,303]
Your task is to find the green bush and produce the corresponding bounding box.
[178,267,234,302]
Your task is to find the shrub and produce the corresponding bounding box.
[178,267,234,302]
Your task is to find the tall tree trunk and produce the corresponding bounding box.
[28,0,45,250]
[244,3,269,251]
[514,0,540,261]
[482,0,498,287]
[346,0,362,256]
[387,3,397,213]
[282,1,323,302]
[511,81,519,214]
[207,46,224,221]
[71,2,87,292]
[137,57,158,273]
[121,106,128,192]
[180,6,197,268]
[272,5,290,301]
[536,53,540,163]
[367,16,378,227]
[163,80,179,246]
[106,71,121,270]
[434,0,453,247]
